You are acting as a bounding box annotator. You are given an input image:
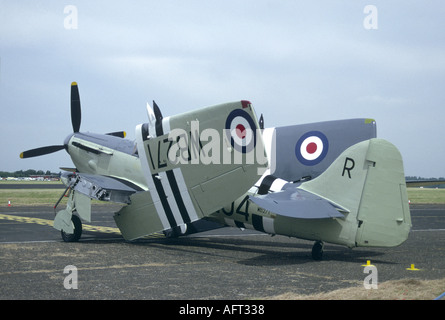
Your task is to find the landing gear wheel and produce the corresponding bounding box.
[61,214,82,242]
[311,241,324,260]
[163,224,188,238]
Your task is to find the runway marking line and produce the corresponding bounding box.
[0,213,163,239]
[0,213,54,227]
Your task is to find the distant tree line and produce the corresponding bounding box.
[406,176,445,181]
[0,170,60,178]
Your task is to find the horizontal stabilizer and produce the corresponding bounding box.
[249,185,346,219]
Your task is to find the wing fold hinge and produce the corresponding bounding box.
[61,172,140,204]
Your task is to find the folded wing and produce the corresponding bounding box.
[115,100,267,240]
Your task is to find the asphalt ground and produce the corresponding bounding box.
[0,204,444,302]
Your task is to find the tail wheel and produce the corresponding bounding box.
[311,241,324,260]
[61,214,82,242]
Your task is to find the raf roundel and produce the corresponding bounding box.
[225,109,257,153]
[295,131,329,166]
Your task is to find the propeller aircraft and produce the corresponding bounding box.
[20,82,411,259]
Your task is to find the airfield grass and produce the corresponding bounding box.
[0,180,62,185]
[1,186,444,207]
[0,183,110,207]
[262,278,445,300]
[406,187,445,204]
[0,181,65,206]
[0,189,67,207]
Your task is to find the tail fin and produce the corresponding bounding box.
[299,138,411,247]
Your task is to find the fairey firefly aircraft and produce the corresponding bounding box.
[20,82,411,260]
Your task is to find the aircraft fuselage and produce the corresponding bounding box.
[65,132,147,190]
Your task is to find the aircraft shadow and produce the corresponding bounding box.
[78,225,396,266]
[128,235,390,267]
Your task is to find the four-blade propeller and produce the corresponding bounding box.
[20,82,81,159]
[20,82,126,159]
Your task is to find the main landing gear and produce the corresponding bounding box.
[311,240,324,260]
[54,185,89,243]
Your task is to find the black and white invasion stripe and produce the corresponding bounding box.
[135,111,199,231]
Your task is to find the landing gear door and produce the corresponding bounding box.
[74,192,91,223]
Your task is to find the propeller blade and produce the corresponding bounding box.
[153,100,163,122]
[106,131,126,138]
[153,100,164,136]
[71,82,81,133]
[259,114,264,130]
[20,145,65,159]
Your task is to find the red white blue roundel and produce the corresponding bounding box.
[225,109,257,153]
[295,131,329,166]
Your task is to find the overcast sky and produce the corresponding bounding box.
[1,1,444,177]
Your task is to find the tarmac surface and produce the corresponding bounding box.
[0,203,444,300]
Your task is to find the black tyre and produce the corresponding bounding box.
[61,214,82,242]
[311,241,324,260]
